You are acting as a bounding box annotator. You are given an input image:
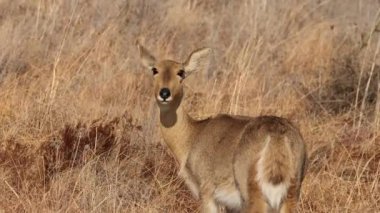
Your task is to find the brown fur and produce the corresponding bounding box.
[138,43,307,213]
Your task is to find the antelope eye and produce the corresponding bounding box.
[177,69,185,78]
[151,67,158,75]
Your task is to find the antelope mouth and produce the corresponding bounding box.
[157,96,173,104]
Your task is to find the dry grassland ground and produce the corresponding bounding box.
[0,0,379,212]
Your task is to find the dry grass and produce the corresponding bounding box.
[0,0,379,212]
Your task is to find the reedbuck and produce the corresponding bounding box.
[137,43,307,213]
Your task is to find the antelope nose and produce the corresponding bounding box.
[159,88,171,100]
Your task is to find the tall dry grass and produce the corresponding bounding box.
[0,0,379,212]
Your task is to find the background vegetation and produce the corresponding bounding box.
[0,0,379,212]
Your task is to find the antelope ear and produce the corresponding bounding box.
[137,41,156,69]
[183,47,212,75]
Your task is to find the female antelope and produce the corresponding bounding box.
[137,43,307,213]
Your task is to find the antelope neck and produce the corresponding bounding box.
[159,103,194,164]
